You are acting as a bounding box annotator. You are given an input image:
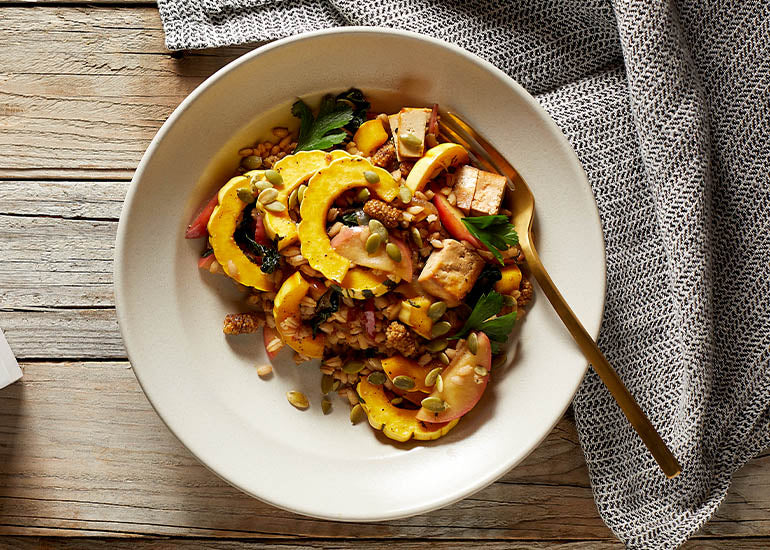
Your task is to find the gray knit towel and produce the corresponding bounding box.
[156,1,770,547]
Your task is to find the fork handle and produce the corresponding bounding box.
[521,238,682,478]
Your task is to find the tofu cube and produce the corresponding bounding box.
[452,165,479,213]
[418,239,484,306]
[396,108,431,159]
[470,170,507,216]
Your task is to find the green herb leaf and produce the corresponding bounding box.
[310,287,341,337]
[461,215,519,264]
[451,291,503,340]
[292,95,354,152]
[335,88,370,133]
[340,211,360,226]
[478,312,517,342]
[233,206,280,274]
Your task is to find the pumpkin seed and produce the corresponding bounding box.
[398,185,413,204]
[241,155,263,170]
[288,188,299,210]
[363,170,380,184]
[286,391,309,409]
[386,242,402,262]
[399,132,421,149]
[410,226,423,248]
[502,294,517,307]
[427,301,447,321]
[332,379,341,391]
[436,374,444,392]
[420,396,447,412]
[321,398,332,415]
[356,187,371,202]
[368,219,388,241]
[365,233,382,254]
[265,169,283,186]
[297,184,307,204]
[350,403,366,424]
[257,187,279,205]
[236,187,255,203]
[367,371,387,385]
[390,397,403,406]
[431,321,452,338]
[342,360,365,374]
[321,374,334,395]
[264,201,286,213]
[425,339,448,352]
[474,366,489,377]
[392,375,416,391]
[492,355,507,370]
[439,352,450,365]
[254,179,273,192]
[467,332,479,355]
[424,367,442,387]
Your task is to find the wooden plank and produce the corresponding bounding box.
[0,8,254,179]
[0,361,612,540]
[0,180,128,219]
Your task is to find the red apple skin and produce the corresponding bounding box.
[197,253,215,270]
[185,193,218,239]
[262,325,283,360]
[416,331,492,423]
[432,193,482,248]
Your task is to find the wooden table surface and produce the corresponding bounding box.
[1,6,768,549]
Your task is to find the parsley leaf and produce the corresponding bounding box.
[461,215,519,264]
[477,312,517,342]
[292,95,354,152]
[451,291,516,342]
[310,287,341,337]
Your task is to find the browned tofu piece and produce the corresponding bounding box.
[418,239,484,306]
[452,165,479,213]
[396,108,431,159]
[470,170,507,216]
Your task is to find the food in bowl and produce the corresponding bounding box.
[185,89,532,442]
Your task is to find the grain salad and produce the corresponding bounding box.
[185,89,532,442]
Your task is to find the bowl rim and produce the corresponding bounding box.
[115,26,606,521]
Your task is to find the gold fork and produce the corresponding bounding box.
[439,112,681,479]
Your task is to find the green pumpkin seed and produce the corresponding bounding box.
[502,294,517,307]
[439,352,450,365]
[265,169,283,186]
[467,332,479,355]
[410,226,423,248]
[492,355,507,370]
[431,321,452,338]
[342,360,365,374]
[365,233,382,254]
[257,187,278,205]
[436,374,444,392]
[399,132,421,149]
[420,396,447,413]
[367,371,387,385]
[424,367,442,387]
[297,184,307,204]
[332,379,341,391]
[236,187,255,203]
[427,301,447,321]
[350,403,366,424]
[254,179,273,192]
[390,397,403,406]
[264,201,286,213]
[286,391,309,409]
[474,366,489,377]
[386,242,402,262]
[288,188,299,210]
[392,375,416,391]
[368,219,388,240]
[241,155,263,170]
[363,170,380,184]
[398,185,413,204]
[321,374,334,395]
[356,187,371,202]
[425,339,448,352]
[321,398,332,415]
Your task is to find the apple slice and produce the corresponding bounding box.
[185,193,218,239]
[262,325,283,360]
[331,226,413,282]
[416,331,492,423]
[432,193,482,248]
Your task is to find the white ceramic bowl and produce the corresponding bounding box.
[115,28,605,521]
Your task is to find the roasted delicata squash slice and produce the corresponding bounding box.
[262,150,351,250]
[356,379,459,442]
[381,355,436,394]
[273,271,324,358]
[338,268,399,300]
[298,157,399,283]
[405,143,469,193]
[207,173,274,291]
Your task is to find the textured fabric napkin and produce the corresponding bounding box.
[156,1,770,547]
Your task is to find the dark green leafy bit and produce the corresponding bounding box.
[335,88,370,133]
[233,205,280,274]
[340,209,370,227]
[310,287,341,337]
[383,278,399,289]
[292,95,354,152]
[461,215,519,264]
[452,291,516,342]
[465,264,501,307]
[201,247,214,258]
